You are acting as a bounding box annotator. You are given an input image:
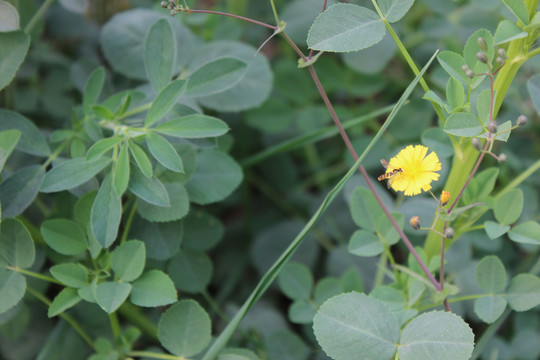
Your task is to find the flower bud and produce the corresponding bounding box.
[440,191,450,206]
[488,121,498,134]
[516,115,528,126]
[477,37,488,51]
[167,3,174,10]
[461,64,469,72]
[471,137,482,151]
[476,51,488,64]
[465,69,475,78]
[497,48,508,59]
[160,0,168,8]
[444,227,454,239]
[495,56,505,64]
[409,216,421,230]
[498,153,507,163]
[170,9,178,15]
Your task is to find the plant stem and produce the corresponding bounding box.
[188,9,278,30]
[120,199,137,245]
[109,312,122,342]
[25,0,56,33]
[128,351,185,360]
[7,266,62,284]
[268,0,280,25]
[26,286,95,348]
[118,302,158,339]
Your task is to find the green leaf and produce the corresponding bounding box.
[85,137,123,161]
[494,189,523,225]
[399,311,474,360]
[83,67,105,115]
[348,230,383,257]
[130,270,177,307]
[527,74,540,116]
[145,133,184,173]
[474,296,507,324]
[128,167,169,207]
[182,210,224,251]
[111,240,146,282]
[476,89,494,126]
[307,4,385,52]
[494,19,528,44]
[90,175,122,248]
[48,288,82,317]
[0,129,21,173]
[0,109,50,157]
[155,115,229,139]
[130,218,182,260]
[437,51,468,87]
[376,212,404,246]
[128,141,153,178]
[484,221,510,239]
[313,293,399,360]
[475,167,499,200]
[0,218,35,269]
[218,348,259,360]
[506,274,540,311]
[265,332,310,360]
[446,77,465,110]
[350,187,383,232]
[476,255,507,293]
[0,1,19,31]
[185,149,243,205]
[444,112,483,137]
[508,221,540,245]
[277,262,313,300]
[95,281,132,314]
[463,29,494,72]
[184,58,248,97]
[289,300,316,324]
[502,0,530,25]
[421,128,453,158]
[0,31,30,91]
[50,263,88,288]
[41,219,87,256]
[0,269,26,315]
[0,165,45,219]
[137,182,189,222]
[168,248,212,293]
[378,0,414,22]
[144,18,175,92]
[41,157,111,193]
[158,300,212,357]
[113,144,130,196]
[423,90,446,108]
[144,80,186,128]
[91,105,114,120]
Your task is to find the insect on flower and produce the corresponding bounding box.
[377,159,404,188]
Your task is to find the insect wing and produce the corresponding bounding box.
[380,159,389,169]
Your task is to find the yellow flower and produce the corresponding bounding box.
[387,145,441,196]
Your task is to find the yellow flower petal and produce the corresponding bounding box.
[387,145,441,196]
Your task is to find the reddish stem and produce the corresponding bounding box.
[188,9,278,30]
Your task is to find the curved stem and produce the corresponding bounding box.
[8,266,62,285]
[128,351,185,360]
[188,9,278,30]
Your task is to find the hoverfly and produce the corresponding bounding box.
[377,159,403,187]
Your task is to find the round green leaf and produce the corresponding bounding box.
[184,57,248,97]
[508,221,540,245]
[278,262,313,300]
[111,240,146,282]
[348,230,383,257]
[484,221,510,239]
[506,274,540,311]
[182,210,224,251]
[100,9,194,80]
[476,255,507,293]
[157,300,211,357]
[421,128,453,158]
[350,187,383,232]
[375,212,404,246]
[494,189,523,225]
[437,51,469,86]
[129,217,182,260]
[399,311,474,360]
[128,167,169,207]
[307,4,385,52]
[494,19,527,45]
[130,270,177,307]
[0,269,25,315]
[0,31,29,91]
[289,300,316,324]
[0,1,19,31]
[144,18,175,92]
[474,296,507,324]
[0,165,44,219]
[265,331,309,360]
[136,182,189,222]
[0,109,50,157]
[50,263,88,288]
[313,292,399,360]
[379,0,414,23]
[41,218,87,256]
[95,281,132,314]
[41,157,111,193]
[185,149,243,205]
[48,288,82,317]
[167,248,212,293]
[444,112,483,137]
[0,218,35,268]
[463,28,494,71]
[90,175,122,248]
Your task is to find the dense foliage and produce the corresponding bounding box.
[1,0,540,359]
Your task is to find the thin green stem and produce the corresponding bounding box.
[109,312,122,342]
[202,290,229,322]
[495,158,540,200]
[26,287,95,348]
[118,102,152,121]
[8,266,62,285]
[128,351,185,360]
[268,0,280,24]
[120,200,137,245]
[118,302,158,339]
[25,0,56,33]
[43,142,68,168]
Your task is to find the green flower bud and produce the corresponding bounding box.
[498,153,507,163]
[471,138,482,151]
[444,227,454,239]
[161,1,168,8]
[497,48,508,59]
[476,51,488,64]
[488,121,498,134]
[516,115,528,126]
[477,37,488,51]
[466,69,475,78]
